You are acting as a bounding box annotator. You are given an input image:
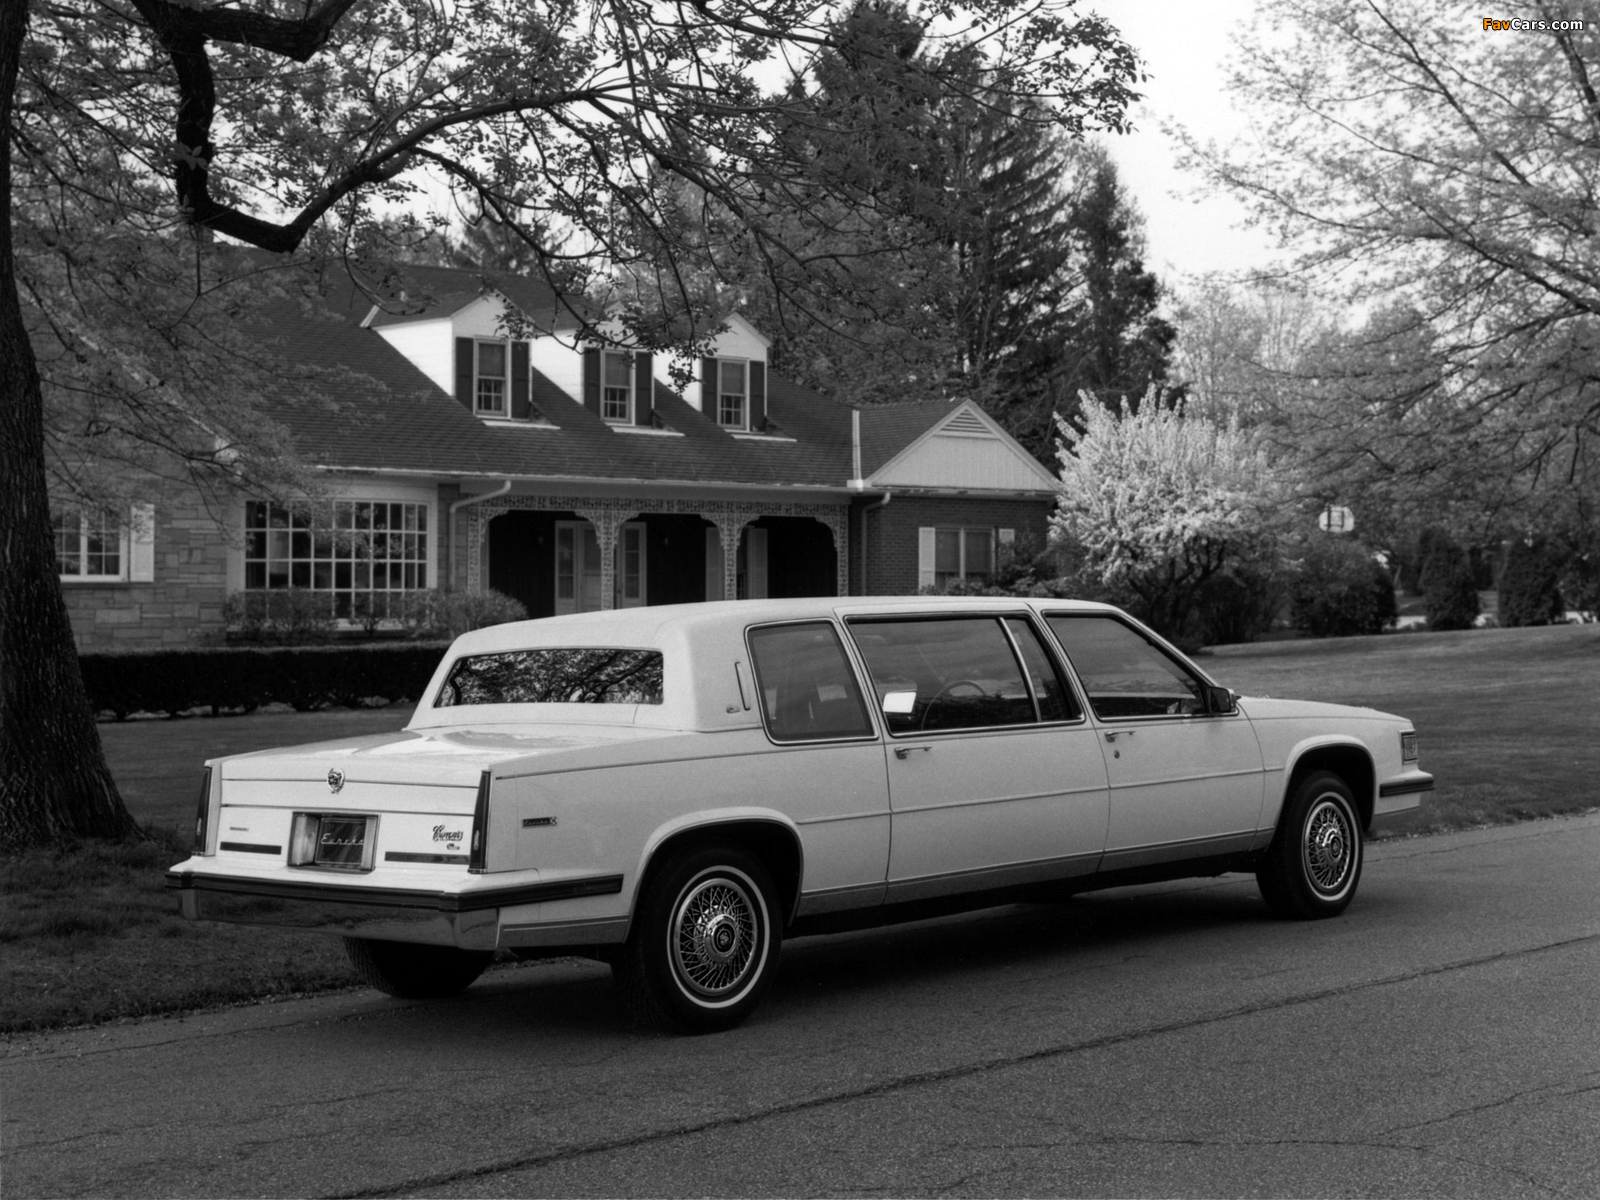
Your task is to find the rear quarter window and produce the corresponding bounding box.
[747,622,875,741]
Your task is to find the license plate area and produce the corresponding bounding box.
[289,812,379,872]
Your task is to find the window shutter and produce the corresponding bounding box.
[917,527,936,591]
[510,342,531,419]
[454,338,474,411]
[129,504,156,582]
[747,527,768,599]
[582,347,600,415]
[749,361,766,432]
[634,352,654,425]
[705,527,724,601]
[701,356,717,415]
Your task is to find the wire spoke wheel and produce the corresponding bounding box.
[1302,796,1355,895]
[671,876,759,998]
[615,845,781,1033]
[1257,769,1363,920]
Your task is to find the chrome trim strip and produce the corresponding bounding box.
[498,916,630,948]
[793,882,888,916]
[1098,831,1256,871]
[884,851,1101,902]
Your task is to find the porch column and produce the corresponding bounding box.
[574,506,638,610]
[816,509,849,597]
[702,512,756,601]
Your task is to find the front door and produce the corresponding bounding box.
[1044,613,1264,870]
[847,614,1110,902]
[555,520,646,614]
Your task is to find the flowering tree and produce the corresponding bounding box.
[1051,392,1291,638]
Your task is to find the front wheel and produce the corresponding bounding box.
[613,844,781,1033]
[1256,770,1364,920]
[343,938,493,998]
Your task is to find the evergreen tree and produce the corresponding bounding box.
[1054,155,1177,419]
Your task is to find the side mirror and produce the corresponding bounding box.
[1203,684,1237,715]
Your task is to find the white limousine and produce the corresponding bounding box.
[168,597,1433,1031]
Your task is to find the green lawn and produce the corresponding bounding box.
[1207,623,1600,834]
[3,625,1596,1034]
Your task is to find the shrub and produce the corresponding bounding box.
[1189,559,1287,646]
[1498,537,1565,626]
[1289,537,1396,638]
[400,589,529,639]
[79,643,451,719]
[1418,530,1480,630]
[222,589,335,644]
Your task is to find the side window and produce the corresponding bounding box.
[1003,618,1082,722]
[848,617,1035,735]
[1046,615,1204,720]
[748,622,875,742]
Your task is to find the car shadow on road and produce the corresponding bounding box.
[362,879,1280,1042]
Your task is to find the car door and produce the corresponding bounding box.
[846,614,1110,902]
[1044,612,1264,870]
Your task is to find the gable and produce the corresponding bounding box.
[869,402,1057,493]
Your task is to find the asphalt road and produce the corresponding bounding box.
[5,814,1599,1199]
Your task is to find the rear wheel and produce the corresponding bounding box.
[343,938,493,998]
[1257,770,1363,919]
[613,844,781,1033]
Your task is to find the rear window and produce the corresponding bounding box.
[435,648,664,706]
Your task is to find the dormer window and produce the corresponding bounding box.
[717,359,747,429]
[475,341,507,415]
[602,351,633,423]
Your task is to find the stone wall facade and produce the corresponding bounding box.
[61,497,230,651]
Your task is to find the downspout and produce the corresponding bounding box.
[849,407,892,596]
[858,491,891,597]
[447,480,513,592]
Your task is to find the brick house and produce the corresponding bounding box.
[54,265,1059,650]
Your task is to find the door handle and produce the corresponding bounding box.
[894,745,931,759]
[1103,730,1135,743]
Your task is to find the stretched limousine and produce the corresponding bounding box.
[168,597,1432,1032]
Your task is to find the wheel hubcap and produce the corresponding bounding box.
[1304,798,1355,894]
[672,876,759,998]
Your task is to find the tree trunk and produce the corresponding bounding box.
[0,0,137,850]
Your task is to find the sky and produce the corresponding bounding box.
[1086,0,1280,281]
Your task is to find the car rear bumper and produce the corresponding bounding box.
[166,870,624,950]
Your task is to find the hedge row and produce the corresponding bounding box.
[80,643,451,719]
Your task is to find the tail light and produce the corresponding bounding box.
[469,770,491,874]
[193,766,214,855]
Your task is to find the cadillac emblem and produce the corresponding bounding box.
[327,768,345,794]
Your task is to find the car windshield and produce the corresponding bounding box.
[435,648,664,706]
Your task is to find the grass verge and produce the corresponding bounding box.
[4,624,1596,1035]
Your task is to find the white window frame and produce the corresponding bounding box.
[917,525,996,590]
[556,520,647,614]
[240,499,431,623]
[716,358,748,430]
[601,350,634,424]
[54,505,154,583]
[474,339,508,416]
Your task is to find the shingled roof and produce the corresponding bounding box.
[256,266,861,489]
